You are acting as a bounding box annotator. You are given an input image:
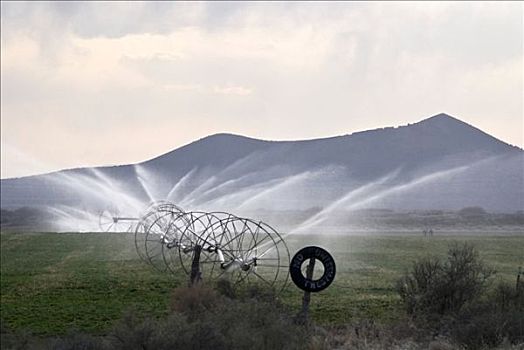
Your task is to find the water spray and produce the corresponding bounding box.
[97,199,336,300]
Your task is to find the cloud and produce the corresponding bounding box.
[1,2,522,178]
[1,2,206,39]
[213,86,252,96]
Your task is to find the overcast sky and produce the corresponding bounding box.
[1,1,522,178]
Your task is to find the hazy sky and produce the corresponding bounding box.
[1,1,522,178]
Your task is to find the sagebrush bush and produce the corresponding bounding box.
[109,283,308,350]
[396,244,524,349]
[492,279,524,312]
[170,283,222,320]
[450,277,524,349]
[1,319,32,350]
[52,330,106,350]
[306,319,447,350]
[172,283,307,350]
[396,243,494,318]
[109,311,161,350]
[0,283,307,350]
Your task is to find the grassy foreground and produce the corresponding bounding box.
[1,231,523,336]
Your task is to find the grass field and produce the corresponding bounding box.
[1,231,523,336]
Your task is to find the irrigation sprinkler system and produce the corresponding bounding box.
[128,202,290,292]
[98,207,138,232]
[98,201,182,233]
[99,200,336,302]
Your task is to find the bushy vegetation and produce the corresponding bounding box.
[2,233,523,349]
[2,276,524,350]
[397,243,524,349]
[396,243,494,317]
[1,283,308,350]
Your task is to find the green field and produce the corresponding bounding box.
[1,232,523,336]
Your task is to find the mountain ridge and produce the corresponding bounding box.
[143,113,520,169]
[2,113,520,181]
[140,113,520,177]
[1,113,523,216]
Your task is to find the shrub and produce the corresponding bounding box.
[170,283,222,320]
[396,257,443,315]
[451,303,524,349]
[109,284,308,350]
[171,284,307,350]
[214,279,237,299]
[492,275,524,312]
[52,330,107,350]
[451,276,524,349]
[109,311,160,350]
[109,309,225,350]
[306,319,448,350]
[396,243,494,318]
[397,244,524,349]
[1,284,309,350]
[0,320,33,350]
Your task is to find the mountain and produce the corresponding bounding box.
[1,113,523,231]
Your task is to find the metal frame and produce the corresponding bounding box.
[131,203,290,293]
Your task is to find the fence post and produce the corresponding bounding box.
[299,257,316,323]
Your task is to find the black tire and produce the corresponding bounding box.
[290,246,336,292]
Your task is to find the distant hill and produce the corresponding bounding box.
[1,113,523,231]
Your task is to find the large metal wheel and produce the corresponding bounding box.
[176,214,290,292]
[98,207,134,232]
[143,200,183,215]
[163,211,236,278]
[134,202,185,271]
[132,202,291,294]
